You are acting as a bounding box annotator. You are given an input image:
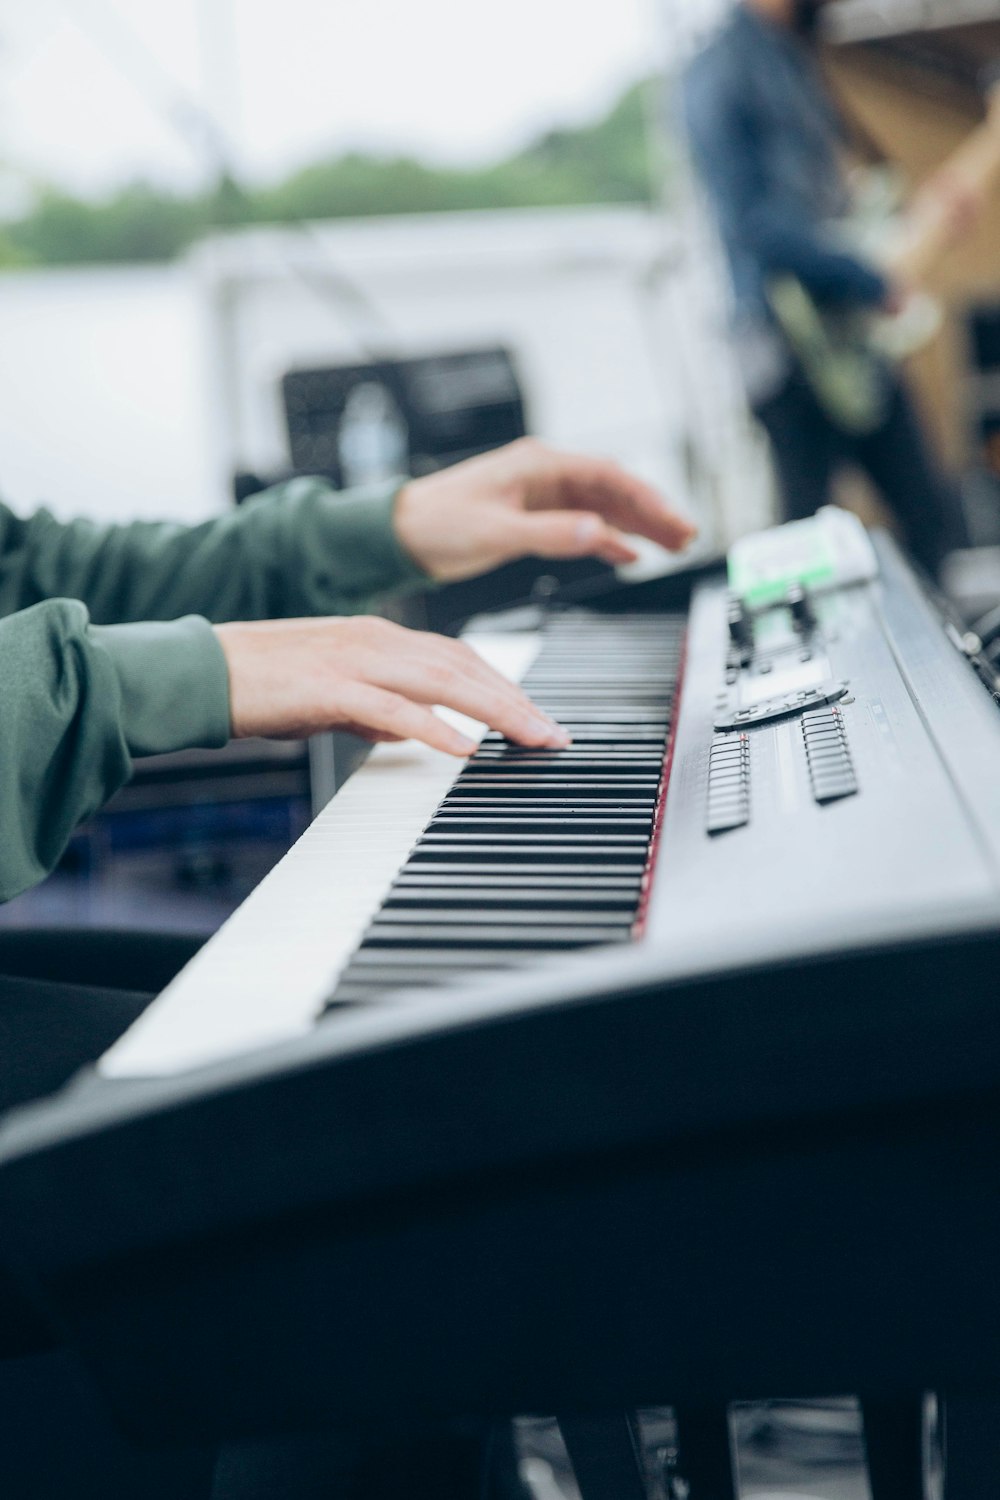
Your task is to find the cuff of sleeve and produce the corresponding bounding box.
[851,266,889,308]
[311,482,433,602]
[91,616,232,756]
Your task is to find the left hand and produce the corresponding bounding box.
[216,615,570,753]
[914,167,983,244]
[393,437,697,582]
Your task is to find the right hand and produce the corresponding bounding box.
[393,438,696,582]
[915,167,983,244]
[215,615,571,757]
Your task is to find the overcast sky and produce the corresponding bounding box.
[0,0,712,200]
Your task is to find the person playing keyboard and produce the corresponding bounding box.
[0,438,692,909]
[0,439,692,1500]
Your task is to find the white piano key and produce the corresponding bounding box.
[99,633,540,1079]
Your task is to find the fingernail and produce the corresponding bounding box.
[528,714,568,746]
[452,734,477,756]
[575,517,602,546]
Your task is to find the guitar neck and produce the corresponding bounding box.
[889,92,1000,288]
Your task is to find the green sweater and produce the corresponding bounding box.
[0,478,428,901]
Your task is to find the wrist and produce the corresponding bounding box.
[392,478,435,578]
[215,622,264,740]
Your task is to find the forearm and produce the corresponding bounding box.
[0,602,230,901]
[747,211,888,307]
[0,479,430,626]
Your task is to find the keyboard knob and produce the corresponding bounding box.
[727,599,753,654]
[786,584,815,632]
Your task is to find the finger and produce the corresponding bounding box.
[522,450,697,551]
[375,627,556,724]
[337,682,479,757]
[372,635,572,748]
[508,509,640,566]
[434,634,568,717]
[391,623,577,749]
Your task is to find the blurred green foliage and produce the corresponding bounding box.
[2,80,673,267]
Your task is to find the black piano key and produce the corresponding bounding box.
[458,763,662,773]
[320,986,416,1005]
[524,680,663,687]
[363,923,629,949]
[437,802,656,815]
[455,780,665,792]
[530,689,673,698]
[438,810,655,823]
[468,768,661,778]
[392,872,643,890]
[457,781,662,794]
[475,732,665,742]
[418,830,649,845]
[481,729,668,743]
[428,817,653,836]
[466,757,664,770]
[328,974,529,1005]
[439,798,657,811]
[373,908,634,929]
[540,708,667,719]
[441,797,656,811]
[402,861,647,878]
[476,736,667,744]
[383,889,638,910]
[413,841,649,866]
[408,846,648,866]
[332,975,471,996]
[519,733,669,743]
[323,970,523,1008]
[469,748,662,757]
[472,744,665,754]
[465,746,663,756]
[530,715,669,725]
[481,720,670,730]
[529,676,674,682]
[445,793,657,804]
[345,948,534,971]
[513,710,671,722]
[483,741,664,753]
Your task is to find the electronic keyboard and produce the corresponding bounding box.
[5,528,1000,1447]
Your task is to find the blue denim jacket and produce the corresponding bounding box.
[683,5,887,402]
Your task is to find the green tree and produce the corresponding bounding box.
[0,77,675,268]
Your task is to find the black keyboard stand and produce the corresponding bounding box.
[942,1395,1000,1500]
[556,1414,649,1500]
[862,1397,928,1500]
[672,1405,738,1500]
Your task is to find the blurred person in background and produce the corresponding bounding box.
[0,437,693,1499]
[682,0,971,577]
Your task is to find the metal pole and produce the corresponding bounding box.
[196,0,243,182]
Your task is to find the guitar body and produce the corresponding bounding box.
[768,275,892,435]
[768,276,943,435]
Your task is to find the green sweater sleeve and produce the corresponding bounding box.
[0,477,430,900]
[0,602,231,902]
[0,478,429,625]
